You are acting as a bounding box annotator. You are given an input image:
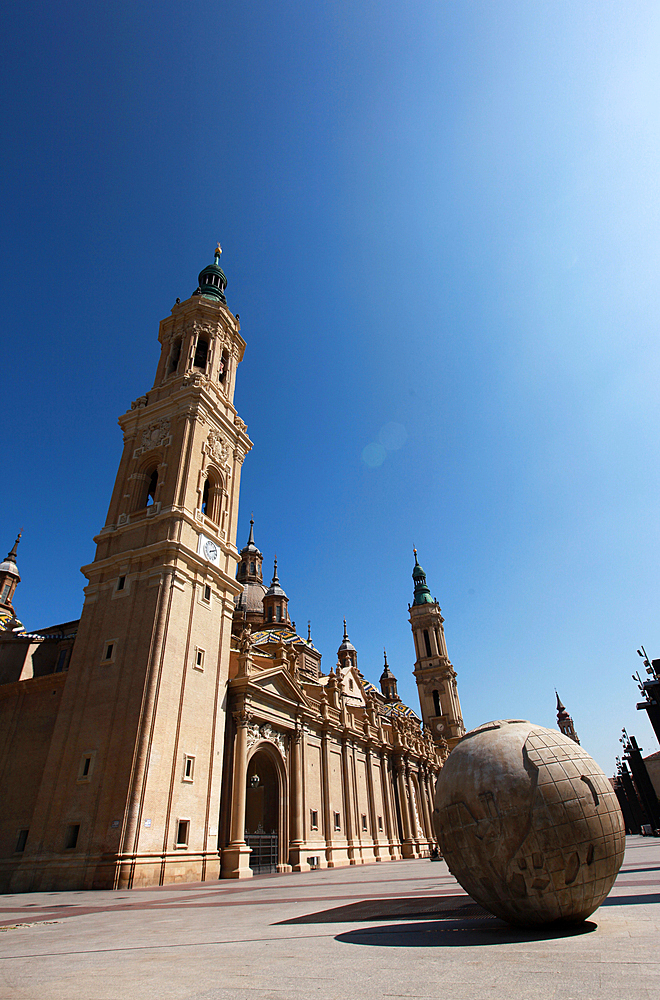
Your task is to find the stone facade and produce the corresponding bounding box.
[0,250,456,891]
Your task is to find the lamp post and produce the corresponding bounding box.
[620,729,660,833]
[634,647,660,743]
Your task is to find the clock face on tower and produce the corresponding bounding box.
[197,533,220,567]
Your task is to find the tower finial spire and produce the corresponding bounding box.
[343,617,348,641]
[247,515,255,547]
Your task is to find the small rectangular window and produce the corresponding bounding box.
[176,819,190,847]
[310,809,318,830]
[333,812,341,831]
[77,750,96,782]
[203,584,211,602]
[361,814,368,832]
[194,647,205,671]
[183,755,195,781]
[65,824,80,849]
[378,815,383,832]
[117,575,126,591]
[15,829,29,853]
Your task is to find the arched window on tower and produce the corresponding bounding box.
[168,338,182,376]
[146,469,158,506]
[423,629,432,657]
[193,338,209,371]
[201,469,223,524]
[432,690,441,717]
[218,349,230,384]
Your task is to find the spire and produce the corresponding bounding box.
[264,556,287,599]
[381,648,395,680]
[412,547,433,605]
[247,515,255,548]
[380,648,399,701]
[193,244,227,304]
[0,531,23,619]
[0,532,22,580]
[555,691,580,744]
[337,618,357,667]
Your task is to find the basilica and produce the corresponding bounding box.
[0,250,464,891]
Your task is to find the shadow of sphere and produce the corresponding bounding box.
[335,918,599,948]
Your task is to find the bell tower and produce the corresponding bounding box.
[12,248,252,892]
[409,549,465,748]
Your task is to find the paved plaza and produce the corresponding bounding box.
[0,836,658,1000]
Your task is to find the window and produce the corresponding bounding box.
[361,814,368,832]
[15,829,28,853]
[275,605,282,622]
[104,643,114,662]
[250,561,255,574]
[432,690,441,717]
[55,648,70,673]
[267,606,273,622]
[183,756,195,782]
[146,469,158,506]
[218,349,230,384]
[333,812,341,831]
[77,751,96,783]
[194,647,205,671]
[203,584,211,603]
[423,629,432,657]
[201,470,223,523]
[310,810,319,830]
[117,575,126,591]
[168,338,182,375]
[176,819,190,848]
[193,338,208,370]
[65,824,80,849]
[378,816,383,832]
[1,583,10,603]
[349,679,354,691]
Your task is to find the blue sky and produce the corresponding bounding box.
[2,1,660,772]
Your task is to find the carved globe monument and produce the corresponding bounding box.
[433,720,625,925]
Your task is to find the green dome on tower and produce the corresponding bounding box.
[412,548,433,605]
[193,244,227,304]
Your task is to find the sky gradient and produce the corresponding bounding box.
[2,1,660,772]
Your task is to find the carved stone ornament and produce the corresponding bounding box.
[234,415,247,434]
[141,419,171,451]
[246,722,287,757]
[131,395,148,410]
[207,428,229,466]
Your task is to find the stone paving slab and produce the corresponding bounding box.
[0,836,658,1000]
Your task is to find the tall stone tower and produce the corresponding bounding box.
[556,692,580,744]
[409,549,465,748]
[12,248,252,891]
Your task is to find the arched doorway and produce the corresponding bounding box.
[245,748,280,873]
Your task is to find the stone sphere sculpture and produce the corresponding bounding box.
[433,720,625,925]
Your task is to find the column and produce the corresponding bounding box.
[380,751,400,860]
[321,730,335,867]
[396,758,415,858]
[364,744,381,861]
[220,708,253,879]
[288,723,309,872]
[341,738,356,863]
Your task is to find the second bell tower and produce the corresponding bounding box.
[409,550,465,748]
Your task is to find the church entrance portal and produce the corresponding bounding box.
[245,749,279,873]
